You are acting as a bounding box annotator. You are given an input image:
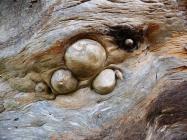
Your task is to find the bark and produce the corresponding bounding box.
[0,0,187,140]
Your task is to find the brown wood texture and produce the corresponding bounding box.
[0,0,187,140]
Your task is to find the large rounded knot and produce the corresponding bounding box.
[65,39,107,80]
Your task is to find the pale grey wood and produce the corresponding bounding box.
[0,0,187,140]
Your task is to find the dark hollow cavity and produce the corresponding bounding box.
[107,25,144,52]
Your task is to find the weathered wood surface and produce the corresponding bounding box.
[0,0,187,140]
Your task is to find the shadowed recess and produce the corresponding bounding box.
[107,25,144,52]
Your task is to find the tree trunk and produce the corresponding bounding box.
[0,0,187,140]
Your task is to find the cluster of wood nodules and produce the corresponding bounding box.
[35,39,123,95]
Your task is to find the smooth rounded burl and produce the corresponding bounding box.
[65,39,107,80]
[51,69,78,94]
[35,82,48,93]
[92,69,116,94]
[125,39,134,47]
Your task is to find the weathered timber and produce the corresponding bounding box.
[0,0,187,140]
